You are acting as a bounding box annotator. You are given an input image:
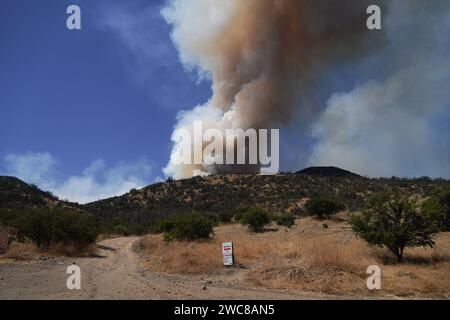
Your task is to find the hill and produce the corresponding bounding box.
[0,176,78,210]
[296,166,361,178]
[82,172,450,234]
[2,171,450,234]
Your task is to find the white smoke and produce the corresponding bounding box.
[162,0,386,179]
[308,1,450,178]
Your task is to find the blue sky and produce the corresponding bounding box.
[1,1,450,202]
[0,0,212,202]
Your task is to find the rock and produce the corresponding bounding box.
[202,286,207,290]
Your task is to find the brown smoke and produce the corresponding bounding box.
[163,0,386,178]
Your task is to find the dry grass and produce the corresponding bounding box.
[0,241,39,261]
[46,243,99,257]
[0,228,9,253]
[0,241,99,261]
[134,236,222,275]
[137,216,450,298]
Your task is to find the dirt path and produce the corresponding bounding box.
[0,237,325,300]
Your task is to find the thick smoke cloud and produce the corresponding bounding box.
[308,60,450,177]
[308,0,450,178]
[162,0,450,178]
[162,0,386,178]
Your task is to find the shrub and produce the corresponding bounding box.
[275,213,295,228]
[155,219,175,235]
[240,207,271,232]
[218,212,234,224]
[0,208,99,248]
[233,207,250,222]
[161,212,213,241]
[20,210,54,248]
[422,188,450,231]
[305,197,345,219]
[348,192,438,262]
[51,211,99,245]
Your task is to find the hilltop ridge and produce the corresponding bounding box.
[0,176,78,210]
[296,166,361,178]
[2,169,450,234]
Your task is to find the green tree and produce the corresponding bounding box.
[348,192,437,262]
[305,197,345,219]
[51,210,99,244]
[422,188,450,231]
[240,207,271,232]
[0,208,99,248]
[161,212,213,241]
[20,210,53,248]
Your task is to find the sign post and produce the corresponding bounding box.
[222,242,234,267]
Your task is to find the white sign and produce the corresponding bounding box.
[222,242,234,266]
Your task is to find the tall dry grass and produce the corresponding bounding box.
[0,241,98,261]
[137,217,450,298]
[0,227,9,253]
[1,241,39,261]
[46,242,99,257]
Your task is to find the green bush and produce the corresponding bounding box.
[218,212,234,224]
[99,220,146,236]
[0,208,99,248]
[305,197,345,219]
[51,211,99,244]
[240,207,271,232]
[160,212,213,241]
[155,219,175,234]
[422,188,450,231]
[275,213,295,228]
[348,192,438,262]
[233,207,249,222]
[19,210,54,248]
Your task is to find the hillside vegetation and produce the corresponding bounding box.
[2,170,450,235]
[0,176,79,210]
[83,172,450,234]
[0,177,97,257]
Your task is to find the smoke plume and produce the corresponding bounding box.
[308,0,450,178]
[162,0,386,178]
[162,0,450,179]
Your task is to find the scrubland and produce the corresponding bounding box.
[135,214,450,298]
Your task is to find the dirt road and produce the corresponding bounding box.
[0,237,323,300]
